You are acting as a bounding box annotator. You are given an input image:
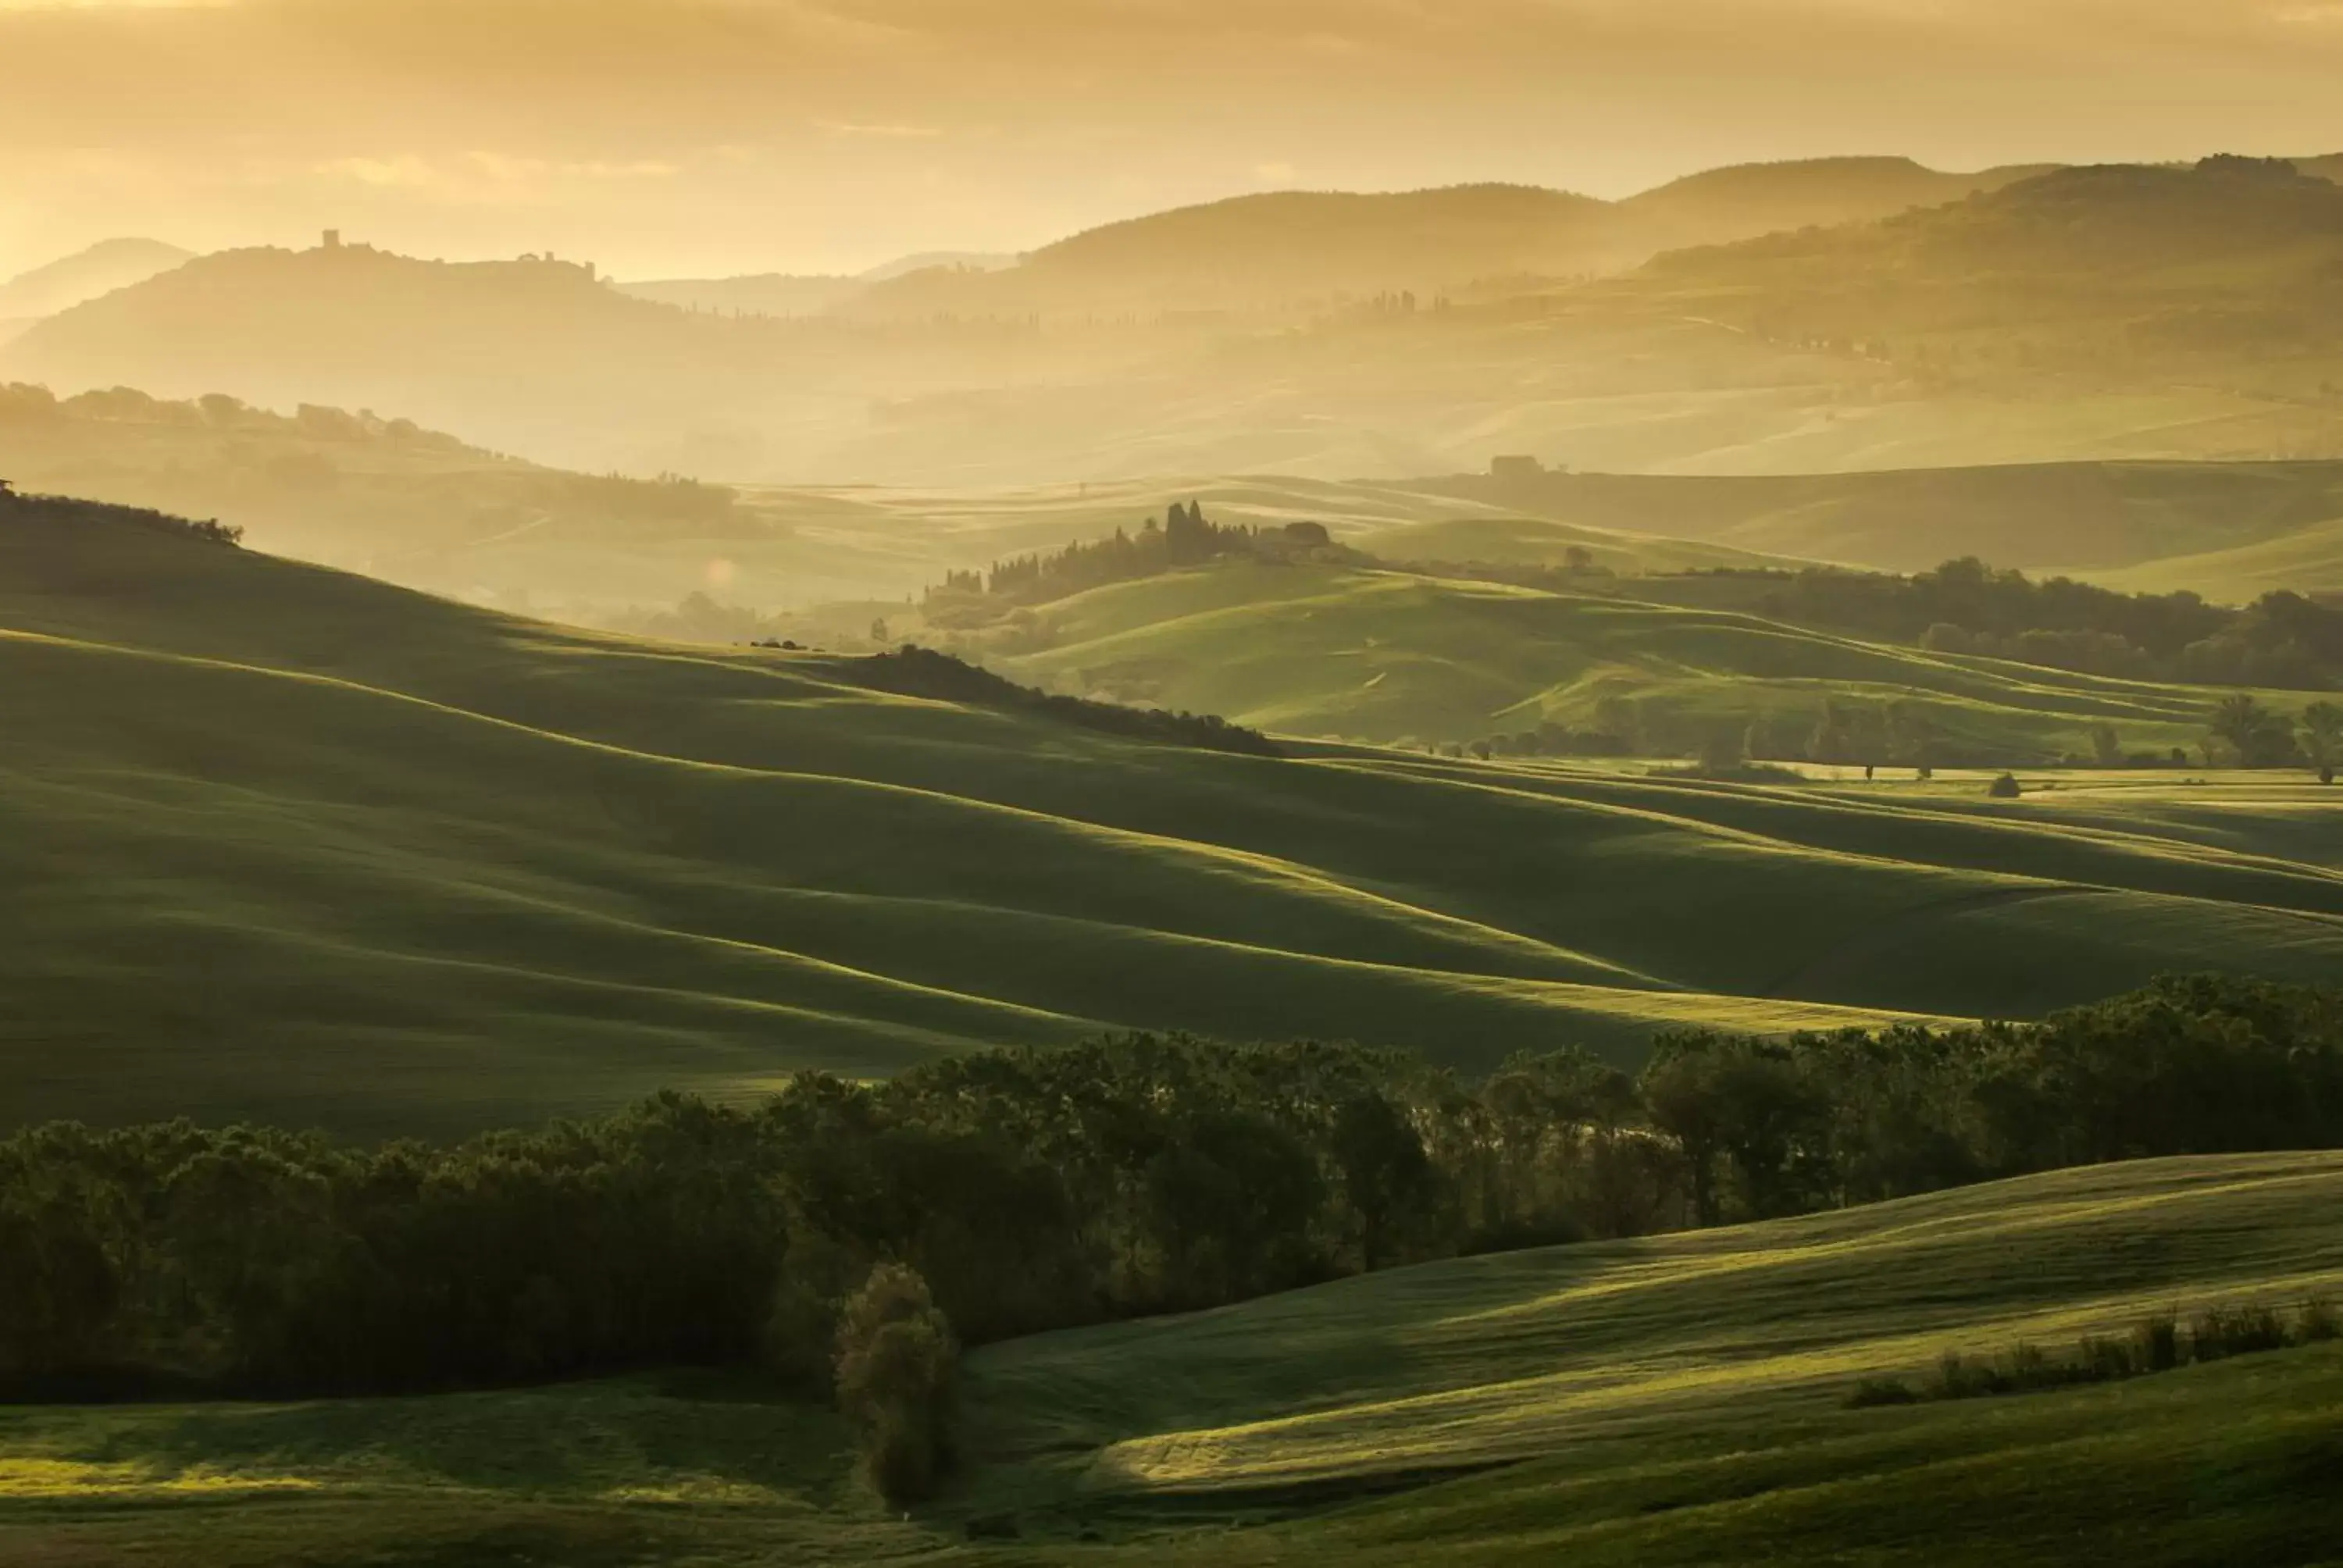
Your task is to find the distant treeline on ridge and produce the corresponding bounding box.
[0,481,243,548]
[923,501,1343,624]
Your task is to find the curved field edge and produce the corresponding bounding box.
[956,1153,2343,1502]
[5,1156,2339,1568]
[7,509,2343,1131]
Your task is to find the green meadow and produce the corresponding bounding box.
[977,558,2314,757]
[6,505,2343,1132]
[1393,459,2343,579]
[12,148,2343,1568]
[2095,512,2343,602]
[5,1154,2339,1566]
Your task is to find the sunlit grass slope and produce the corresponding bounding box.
[0,1374,932,1567]
[6,505,2342,1132]
[1400,458,2343,579]
[960,1153,2343,1505]
[987,560,2295,757]
[1353,515,1811,575]
[2090,511,2343,601]
[1017,1340,2343,1566]
[6,1156,2340,1567]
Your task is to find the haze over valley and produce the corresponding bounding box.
[5,5,2343,1563]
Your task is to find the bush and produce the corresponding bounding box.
[1988,772,2022,798]
[1845,1376,1920,1408]
[1857,1299,2336,1409]
[2134,1313,2181,1373]
[833,1263,958,1506]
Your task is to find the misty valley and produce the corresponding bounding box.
[5,39,2343,1566]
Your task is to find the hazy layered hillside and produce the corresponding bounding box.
[852,185,1632,315]
[615,272,868,317]
[8,494,2342,1131]
[1628,156,2343,372]
[14,380,2343,638]
[1619,155,2054,247]
[619,252,1018,317]
[0,237,191,323]
[13,160,2343,483]
[848,161,2067,320]
[17,158,2343,486]
[0,403,1621,618]
[0,241,761,470]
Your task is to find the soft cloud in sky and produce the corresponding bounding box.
[2,0,2341,277]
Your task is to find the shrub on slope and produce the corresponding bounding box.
[840,643,1281,756]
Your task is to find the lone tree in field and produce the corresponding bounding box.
[2207,693,2297,768]
[834,1263,958,1506]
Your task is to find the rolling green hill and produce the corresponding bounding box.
[7,1155,2340,1566]
[977,559,2319,759]
[7,497,2343,1132]
[1401,458,2343,579]
[1353,514,1813,575]
[2093,512,2343,601]
[14,377,2343,626]
[960,1152,2343,1506]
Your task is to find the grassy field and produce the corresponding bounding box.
[1351,514,1813,576]
[978,558,2320,757]
[5,1155,2339,1565]
[1398,459,2343,580]
[5,503,2343,1132]
[2093,512,2343,602]
[958,1152,2343,1506]
[16,387,2343,629]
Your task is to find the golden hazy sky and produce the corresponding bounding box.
[5,0,2343,280]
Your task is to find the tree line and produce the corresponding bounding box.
[1446,688,2340,778]
[0,486,243,547]
[5,975,2339,1421]
[1733,557,2343,692]
[0,381,476,458]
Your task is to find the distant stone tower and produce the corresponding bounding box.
[323,230,342,251]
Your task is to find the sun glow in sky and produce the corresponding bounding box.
[5,0,2342,279]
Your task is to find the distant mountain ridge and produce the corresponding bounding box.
[616,250,1015,317]
[1624,155,2343,358]
[843,159,2056,316]
[0,239,714,467]
[12,152,2343,483]
[621,158,2095,323]
[1620,155,2056,245]
[0,237,191,322]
